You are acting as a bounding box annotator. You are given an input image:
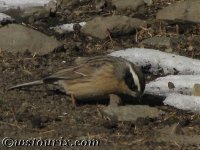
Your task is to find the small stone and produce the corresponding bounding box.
[109,94,121,107]
[144,0,153,6]
[192,84,200,96]
[188,45,193,51]
[168,82,175,89]
[140,36,172,48]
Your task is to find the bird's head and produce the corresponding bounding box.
[123,62,145,99]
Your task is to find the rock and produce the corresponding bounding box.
[168,82,175,89]
[101,105,160,121]
[109,94,121,107]
[156,0,200,23]
[94,0,106,10]
[144,0,153,6]
[111,0,144,11]
[192,84,200,96]
[0,24,62,55]
[22,7,49,19]
[60,0,80,10]
[0,13,14,23]
[45,0,57,13]
[81,15,146,39]
[3,1,58,22]
[140,36,172,48]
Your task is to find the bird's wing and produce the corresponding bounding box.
[8,56,118,90]
[43,59,111,83]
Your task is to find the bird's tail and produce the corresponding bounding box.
[8,80,44,90]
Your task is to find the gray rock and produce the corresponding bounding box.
[60,0,80,10]
[2,1,58,22]
[81,15,146,39]
[94,0,106,10]
[192,84,200,96]
[22,7,49,18]
[45,0,57,13]
[101,105,160,121]
[0,13,14,22]
[109,94,121,107]
[144,0,153,6]
[111,0,144,11]
[156,0,200,23]
[3,7,49,24]
[0,24,62,55]
[140,36,172,48]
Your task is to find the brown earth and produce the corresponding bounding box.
[1,0,200,149]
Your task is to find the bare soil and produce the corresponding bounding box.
[1,0,200,149]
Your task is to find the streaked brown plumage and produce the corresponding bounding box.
[8,56,145,102]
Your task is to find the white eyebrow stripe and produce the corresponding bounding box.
[128,64,141,92]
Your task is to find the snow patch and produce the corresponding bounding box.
[0,13,13,22]
[0,0,55,12]
[164,94,200,114]
[145,75,200,96]
[50,22,87,33]
[110,48,200,75]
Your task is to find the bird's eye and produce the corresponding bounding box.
[124,72,137,91]
[132,84,138,90]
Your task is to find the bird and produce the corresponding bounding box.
[8,56,145,106]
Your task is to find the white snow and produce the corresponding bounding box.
[0,0,55,12]
[164,94,200,114]
[0,13,13,22]
[145,75,200,96]
[110,48,200,75]
[50,22,87,33]
[109,48,200,113]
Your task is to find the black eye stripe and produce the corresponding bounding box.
[124,71,137,91]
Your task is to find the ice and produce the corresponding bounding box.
[110,48,200,75]
[164,94,200,114]
[145,75,200,96]
[50,22,87,33]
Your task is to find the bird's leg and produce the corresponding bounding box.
[70,94,76,109]
[109,94,121,107]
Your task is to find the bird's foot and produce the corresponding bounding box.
[70,94,77,109]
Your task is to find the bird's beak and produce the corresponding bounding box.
[129,90,143,100]
[129,90,140,98]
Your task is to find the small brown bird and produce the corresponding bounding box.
[8,56,145,105]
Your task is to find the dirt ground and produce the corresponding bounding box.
[1,0,200,149]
